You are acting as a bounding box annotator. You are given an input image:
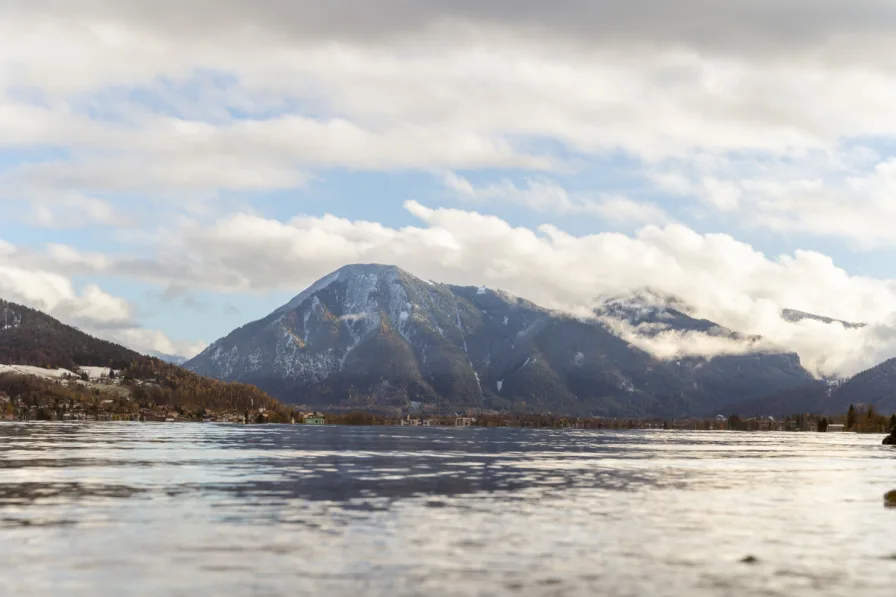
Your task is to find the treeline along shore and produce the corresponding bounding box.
[3,369,894,439]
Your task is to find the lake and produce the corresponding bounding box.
[0,423,894,596]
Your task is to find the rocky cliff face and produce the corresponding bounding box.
[185,264,814,416]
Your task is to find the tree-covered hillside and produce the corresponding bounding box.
[0,299,139,369]
[0,298,290,416]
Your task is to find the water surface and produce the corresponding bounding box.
[1,423,894,596]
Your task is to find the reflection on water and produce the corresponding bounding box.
[1,423,895,596]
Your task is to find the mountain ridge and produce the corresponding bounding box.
[0,297,289,417]
[1,299,141,369]
[781,308,865,329]
[727,357,896,417]
[185,264,815,417]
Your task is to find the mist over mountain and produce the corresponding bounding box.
[186,264,814,417]
[781,309,865,330]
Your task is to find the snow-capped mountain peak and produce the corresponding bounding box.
[594,288,700,327]
[185,266,813,416]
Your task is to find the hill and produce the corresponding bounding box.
[0,298,290,419]
[724,358,896,417]
[1,299,140,369]
[720,381,831,417]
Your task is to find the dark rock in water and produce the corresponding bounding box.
[883,434,896,446]
[740,555,759,564]
[885,491,896,508]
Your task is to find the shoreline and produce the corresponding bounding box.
[3,418,888,435]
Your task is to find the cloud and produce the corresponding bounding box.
[50,200,896,378]
[586,196,671,226]
[0,246,201,358]
[45,245,110,270]
[5,0,896,376]
[7,1,896,60]
[26,195,125,229]
[443,173,577,213]
[652,150,896,247]
[0,104,546,189]
[442,173,669,225]
[104,329,207,360]
[5,0,896,246]
[0,263,133,331]
[598,317,772,361]
[6,3,896,168]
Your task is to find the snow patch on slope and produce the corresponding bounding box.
[79,366,115,379]
[273,324,340,382]
[618,377,635,393]
[452,296,484,402]
[209,344,241,378]
[1,309,22,331]
[278,270,342,314]
[0,364,76,380]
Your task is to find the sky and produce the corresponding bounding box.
[4,1,896,377]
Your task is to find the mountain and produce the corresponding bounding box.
[0,299,140,369]
[595,288,760,340]
[729,357,896,417]
[147,351,189,366]
[721,311,896,417]
[720,381,832,417]
[781,308,865,329]
[185,264,814,417]
[0,298,289,417]
[831,358,896,412]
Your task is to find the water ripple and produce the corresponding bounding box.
[0,423,893,596]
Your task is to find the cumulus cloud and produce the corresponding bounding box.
[104,329,208,361]
[651,150,896,246]
[27,195,125,230]
[5,2,896,178]
[46,201,896,378]
[4,0,896,376]
[442,173,669,225]
[585,196,671,226]
[0,248,199,358]
[4,0,896,245]
[0,263,134,332]
[598,318,773,361]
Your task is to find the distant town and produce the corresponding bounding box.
[2,362,894,436]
